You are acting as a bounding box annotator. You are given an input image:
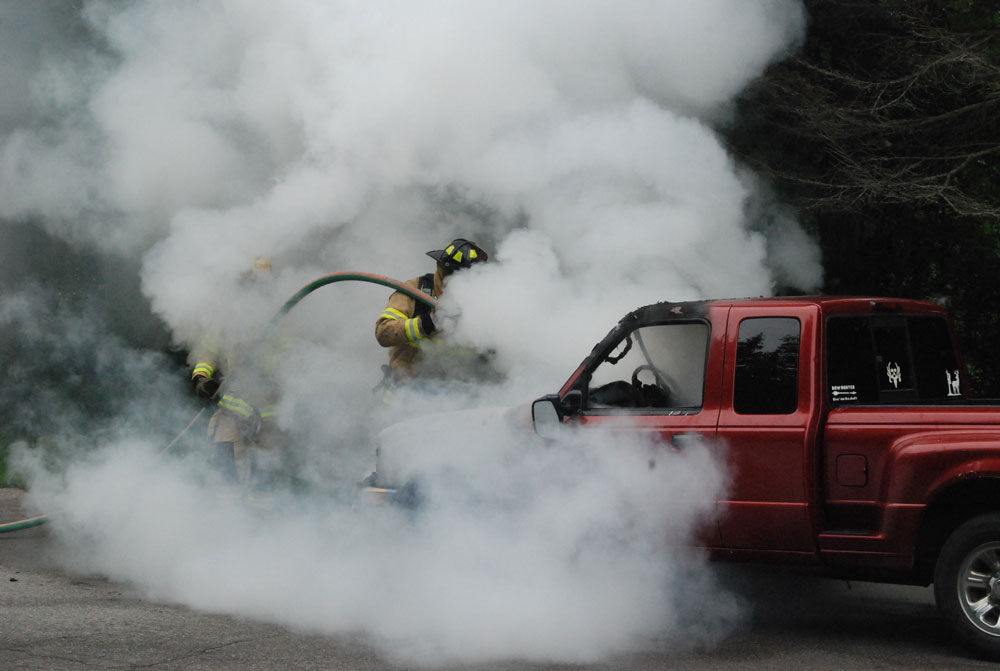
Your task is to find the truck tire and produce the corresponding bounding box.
[934,513,1000,660]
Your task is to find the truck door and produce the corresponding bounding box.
[716,306,821,554]
[568,312,726,547]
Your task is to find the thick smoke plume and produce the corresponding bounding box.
[3,0,813,665]
[17,412,734,665]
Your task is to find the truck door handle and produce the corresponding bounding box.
[670,432,705,449]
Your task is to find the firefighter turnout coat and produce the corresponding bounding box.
[374,266,444,377]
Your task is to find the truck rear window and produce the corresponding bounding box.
[826,315,961,403]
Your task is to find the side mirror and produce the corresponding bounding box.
[531,395,563,441]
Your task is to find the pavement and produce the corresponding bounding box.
[0,487,387,671]
[1,487,965,671]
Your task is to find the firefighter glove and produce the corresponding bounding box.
[193,376,221,399]
[419,311,438,337]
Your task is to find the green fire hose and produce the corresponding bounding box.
[0,514,49,533]
[274,270,437,319]
[0,271,436,534]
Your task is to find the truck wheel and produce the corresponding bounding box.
[934,513,1000,660]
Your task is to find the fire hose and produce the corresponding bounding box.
[0,271,437,534]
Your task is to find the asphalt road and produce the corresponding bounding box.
[0,487,992,670]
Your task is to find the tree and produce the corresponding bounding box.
[726,0,1000,394]
[733,0,999,218]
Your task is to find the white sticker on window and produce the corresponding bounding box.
[832,384,858,402]
[886,362,902,388]
[946,369,961,396]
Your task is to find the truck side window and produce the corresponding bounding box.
[910,316,962,400]
[827,314,960,403]
[734,317,801,415]
[586,322,709,411]
[872,321,916,397]
[827,317,879,402]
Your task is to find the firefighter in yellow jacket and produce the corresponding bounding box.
[190,257,285,498]
[375,238,493,384]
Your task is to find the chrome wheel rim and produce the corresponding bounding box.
[957,541,1000,637]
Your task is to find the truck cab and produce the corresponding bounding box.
[538,297,970,559]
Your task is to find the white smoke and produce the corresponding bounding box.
[15,410,734,666]
[3,0,814,665]
[2,0,815,358]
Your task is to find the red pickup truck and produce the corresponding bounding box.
[371,296,1000,659]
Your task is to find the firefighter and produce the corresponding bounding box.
[374,238,495,388]
[190,256,285,503]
